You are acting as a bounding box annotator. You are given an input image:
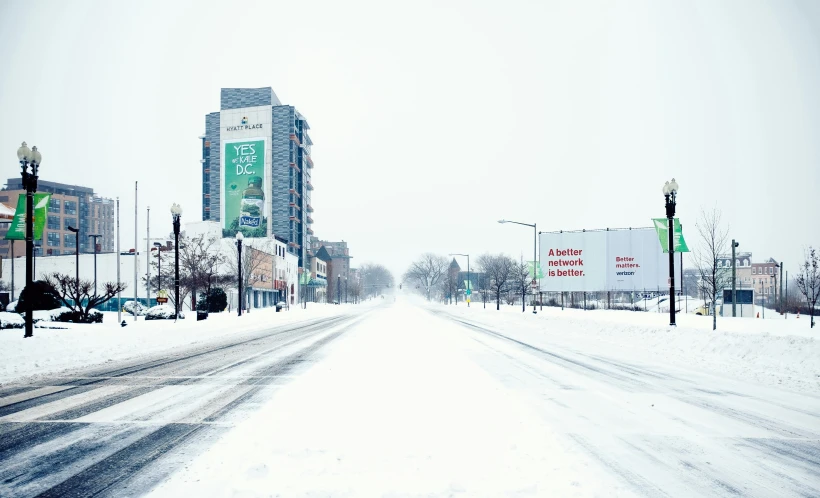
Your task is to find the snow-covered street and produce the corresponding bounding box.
[0,298,818,497]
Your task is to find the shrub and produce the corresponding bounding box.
[17,280,61,312]
[197,287,227,313]
[51,308,103,323]
[123,300,149,316]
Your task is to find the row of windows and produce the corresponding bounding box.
[752,267,774,275]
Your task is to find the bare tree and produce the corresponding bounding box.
[226,240,271,311]
[403,254,448,301]
[442,268,461,304]
[795,246,820,328]
[694,207,730,330]
[510,258,532,312]
[45,273,127,322]
[180,235,228,312]
[477,253,515,310]
[360,263,394,299]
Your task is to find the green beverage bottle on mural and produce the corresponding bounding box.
[239,176,264,228]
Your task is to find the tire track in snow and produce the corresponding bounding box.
[0,313,365,497]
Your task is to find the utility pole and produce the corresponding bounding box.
[780,261,784,315]
[116,197,121,323]
[146,206,150,306]
[133,181,138,322]
[731,239,738,317]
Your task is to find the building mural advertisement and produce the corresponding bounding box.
[222,138,266,237]
[539,228,670,292]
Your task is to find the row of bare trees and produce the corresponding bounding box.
[145,235,278,312]
[693,207,819,329]
[403,253,534,311]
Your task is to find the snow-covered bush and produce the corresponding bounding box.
[50,307,104,324]
[123,300,149,316]
[6,300,18,312]
[145,305,185,320]
[0,311,25,329]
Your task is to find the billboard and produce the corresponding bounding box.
[541,231,607,291]
[540,229,670,292]
[222,138,266,237]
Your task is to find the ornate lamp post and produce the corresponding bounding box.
[17,142,41,338]
[663,178,679,326]
[236,232,244,316]
[171,203,182,319]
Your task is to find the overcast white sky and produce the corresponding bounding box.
[1,0,818,279]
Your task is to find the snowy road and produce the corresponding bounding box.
[2,299,818,497]
[0,312,364,497]
[431,308,820,497]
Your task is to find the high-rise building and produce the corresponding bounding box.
[201,88,315,269]
[0,179,115,258]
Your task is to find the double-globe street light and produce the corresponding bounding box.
[663,178,679,327]
[171,203,182,319]
[236,231,244,316]
[498,220,537,314]
[448,253,470,307]
[17,142,41,338]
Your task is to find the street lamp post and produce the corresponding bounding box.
[67,226,80,302]
[88,234,101,297]
[236,232,244,316]
[337,274,341,305]
[498,220,537,314]
[663,178,679,327]
[449,253,470,307]
[171,204,182,319]
[17,142,41,338]
[344,276,348,304]
[153,242,163,296]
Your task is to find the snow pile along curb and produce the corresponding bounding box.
[433,303,820,394]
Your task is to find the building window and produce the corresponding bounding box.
[752,268,756,274]
[64,217,77,230]
[64,200,77,215]
[64,233,76,248]
[768,267,773,275]
[47,232,60,247]
[48,215,60,230]
[49,198,61,213]
[0,195,8,202]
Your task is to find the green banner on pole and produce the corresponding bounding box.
[463,280,472,293]
[528,261,544,279]
[4,193,51,241]
[652,218,689,253]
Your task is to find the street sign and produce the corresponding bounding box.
[157,289,169,304]
[531,279,538,289]
[157,297,168,304]
[466,289,471,296]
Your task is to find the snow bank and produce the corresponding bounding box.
[0,312,24,329]
[0,303,371,383]
[434,300,819,393]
